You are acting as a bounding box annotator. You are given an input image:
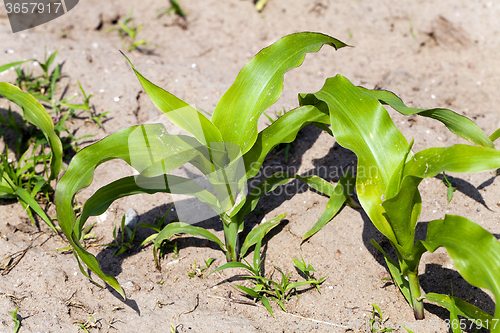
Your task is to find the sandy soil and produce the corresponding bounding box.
[0,0,500,332]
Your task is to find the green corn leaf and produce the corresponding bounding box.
[381,176,422,258]
[285,280,319,292]
[424,293,493,327]
[77,175,220,240]
[421,215,500,326]
[303,172,355,240]
[300,75,409,245]
[0,83,62,180]
[15,187,56,231]
[153,222,225,251]
[0,59,33,73]
[234,284,262,299]
[239,213,286,257]
[212,32,348,155]
[123,53,222,147]
[403,144,500,178]
[56,124,208,298]
[382,144,500,259]
[140,233,159,247]
[360,87,494,148]
[490,128,500,142]
[449,296,462,333]
[207,261,254,277]
[260,296,274,317]
[231,172,292,220]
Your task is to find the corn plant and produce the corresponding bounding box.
[298,75,500,328]
[0,83,62,230]
[55,32,349,297]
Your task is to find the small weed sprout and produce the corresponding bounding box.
[62,81,110,129]
[187,258,215,277]
[292,256,326,292]
[369,304,394,332]
[102,215,137,256]
[8,306,20,333]
[441,172,457,203]
[209,239,324,316]
[138,206,180,270]
[157,0,187,18]
[105,9,151,52]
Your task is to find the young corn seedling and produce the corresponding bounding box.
[55,32,349,298]
[298,75,500,327]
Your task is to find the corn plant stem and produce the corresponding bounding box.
[222,214,239,262]
[408,271,424,320]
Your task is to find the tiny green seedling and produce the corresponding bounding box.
[441,172,457,203]
[209,239,323,316]
[75,323,90,333]
[75,313,98,332]
[9,306,20,333]
[105,215,137,256]
[62,81,110,129]
[157,0,187,18]
[369,303,394,332]
[292,256,326,292]
[187,257,215,277]
[105,9,150,52]
[138,207,180,270]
